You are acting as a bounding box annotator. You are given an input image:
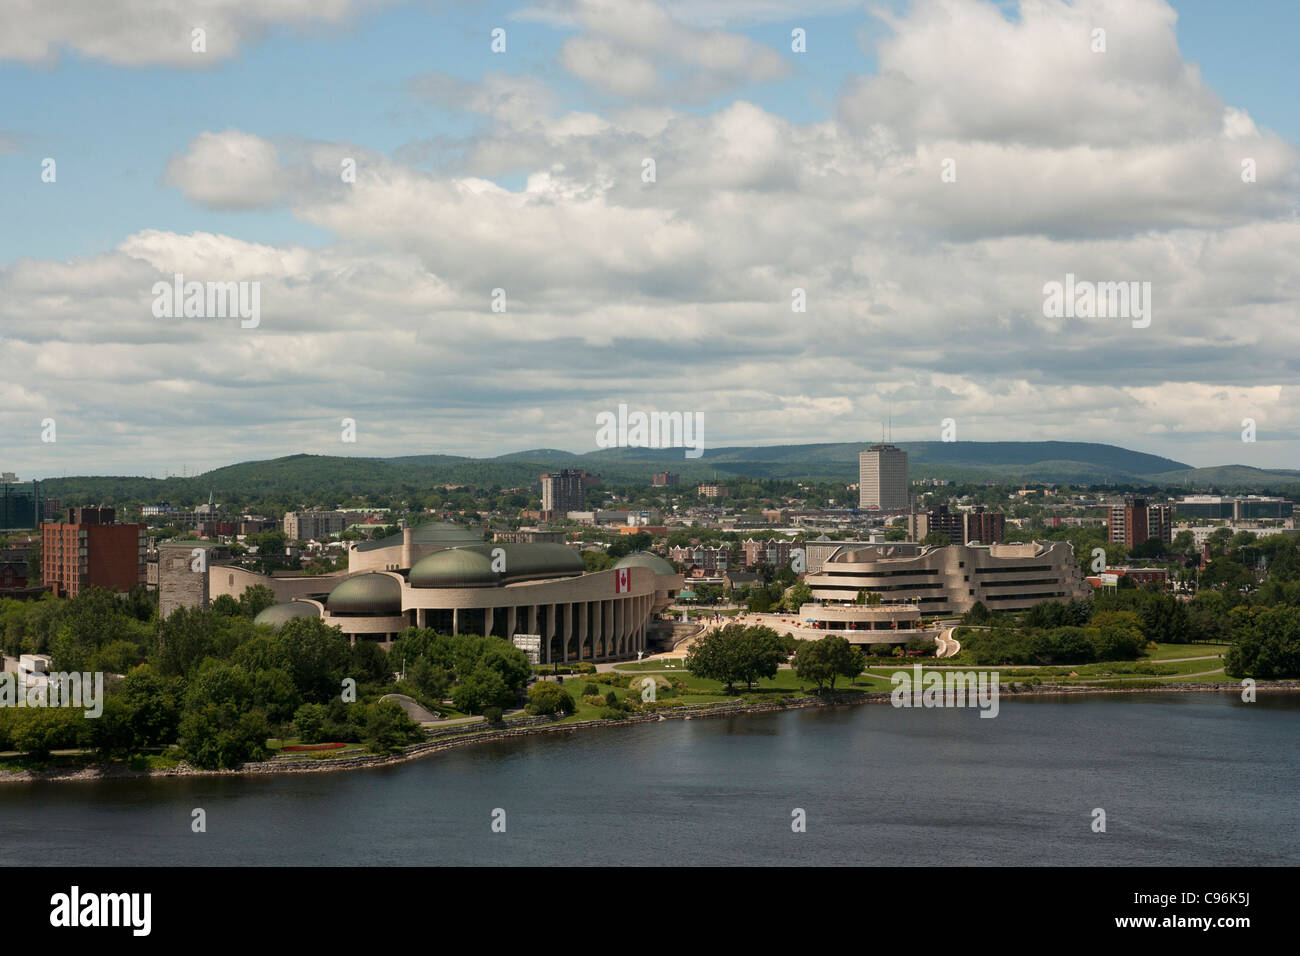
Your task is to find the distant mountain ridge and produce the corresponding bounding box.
[30,441,1300,502]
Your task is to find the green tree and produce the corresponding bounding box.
[119,665,180,748]
[237,584,277,618]
[1225,606,1300,679]
[685,624,786,692]
[292,703,329,743]
[362,700,422,754]
[452,663,513,715]
[156,606,239,677]
[270,617,353,703]
[793,635,865,692]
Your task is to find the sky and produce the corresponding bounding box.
[0,0,1297,479]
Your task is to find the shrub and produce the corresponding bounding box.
[482,706,504,724]
[582,682,600,696]
[597,707,627,720]
[526,680,576,716]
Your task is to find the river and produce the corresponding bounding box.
[1,692,1296,866]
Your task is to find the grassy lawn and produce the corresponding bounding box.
[545,665,895,724]
[865,656,1232,685]
[1142,642,1230,660]
[611,660,690,672]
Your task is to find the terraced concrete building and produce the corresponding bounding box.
[804,541,1089,616]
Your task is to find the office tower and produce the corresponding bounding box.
[859,444,909,510]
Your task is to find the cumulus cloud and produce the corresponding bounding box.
[164,130,287,208]
[0,0,380,66]
[840,0,1223,149]
[539,0,790,100]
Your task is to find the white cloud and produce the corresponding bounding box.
[3,0,1300,475]
[548,0,791,99]
[164,130,287,209]
[0,0,381,66]
[839,0,1221,148]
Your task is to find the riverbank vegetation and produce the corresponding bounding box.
[0,587,534,769]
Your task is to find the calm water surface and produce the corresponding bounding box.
[1,692,1296,866]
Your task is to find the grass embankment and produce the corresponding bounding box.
[548,666,894,724]
[863,642,1231,687]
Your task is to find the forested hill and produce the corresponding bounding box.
[30,441,1300,503]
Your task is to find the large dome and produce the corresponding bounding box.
[471,543,584,583]
[253,601,320,630]
[409,548,498,588]
[614,551,676,576]
[408,543,585,588]
[327,573,403,614]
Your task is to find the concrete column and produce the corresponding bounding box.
[563,603,572,662]
[604,600,614,659]
[528,605,538,634]
[592,600,603,660]
[506,606,517,638]
[577,602,588,660]
[452,607,458,636]
[615,598,626,656]
[484,606,494,638]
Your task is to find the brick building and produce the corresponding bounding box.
[1107,497,1173,549]
[41,507,147,597]
[741,538,795,568]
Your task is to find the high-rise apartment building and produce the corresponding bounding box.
[42,507,147,598]
[908,506,1006,545]
[1107,497,1173,549]
[541,470,586,517]
[858,444,909,510]
[652,472,680,486]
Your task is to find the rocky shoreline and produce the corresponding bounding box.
[4,680,1297,784]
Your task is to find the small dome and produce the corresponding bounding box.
[614,551,676,576]
[327,573,403,614]
[253,602,320,630]
[409,548,499,588]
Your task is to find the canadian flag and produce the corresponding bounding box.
[615,568,630,593]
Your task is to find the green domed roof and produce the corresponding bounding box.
[327,573,403,614]
[253,602,321,630]
[408,543,585,588]
[614,551,676,575]
[409,548,498,588]
[468,543,584,582]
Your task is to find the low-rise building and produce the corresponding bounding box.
[805,541,1088,616]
